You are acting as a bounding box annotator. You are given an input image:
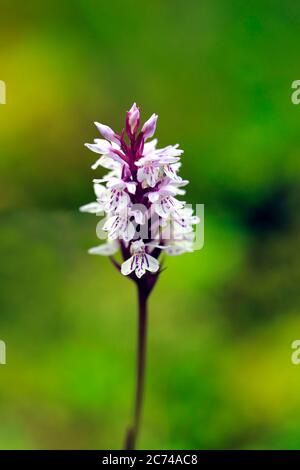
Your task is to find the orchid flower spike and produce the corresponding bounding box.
[81,103,199,293]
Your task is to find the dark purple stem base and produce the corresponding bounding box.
[124,285,148,450]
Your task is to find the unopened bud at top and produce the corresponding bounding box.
[126,103,140,137]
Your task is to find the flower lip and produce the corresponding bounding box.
[141,114,158,140]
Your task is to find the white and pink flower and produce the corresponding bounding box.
[81,103,199,279]
[121,240,159,279]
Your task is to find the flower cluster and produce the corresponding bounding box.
[80,103,199,280]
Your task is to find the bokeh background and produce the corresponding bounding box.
[1,0,300,449]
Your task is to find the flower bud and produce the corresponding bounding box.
[141,114,158,140]
[94,122,120,145]
[126,102,140,137]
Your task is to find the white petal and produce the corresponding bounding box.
[132,210,145,224]
[164,165,182,181]
[148,192,159,203]
[92,155,121,170]
[93,183,106,198]
[122,222,135,242]
[157,156,180,165]
[79,202,103,213]
[143,139,157,156]
[91,157,106,170]
[103,215,118,231]
[119,192,131,210]
[88,241,119,256]
[121,256,135,276]
[154,203,169,218]
[107,151,128,167]
[137,167,145,182]
[126,182,137,194]
[145,254,159,273]
[156,144,183,158]
[106,177,124,188]
[85,139,111,154]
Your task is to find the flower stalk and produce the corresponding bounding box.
[125,284,148,450]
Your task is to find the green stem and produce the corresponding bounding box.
[124,285,148,450]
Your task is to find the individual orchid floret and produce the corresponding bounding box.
[135,143,183,188]
[103,209,135,242]
[136,161,160,188]
[121,240,159,278]
[146,177,188,218]
[99,176,136,210]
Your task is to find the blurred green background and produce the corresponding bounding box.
[1,0,300,449]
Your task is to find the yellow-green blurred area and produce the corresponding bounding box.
[1,0,300,449]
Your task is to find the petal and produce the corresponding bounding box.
[164,164,182,181]
[122,222,135,242]
[148,168,159,187]
[79,202,103,213]
[145,254,159,273]
[135,255,146,278]
[88,241,119,256]
[85,139,111,154]
[135,155,154,167]
[94,122,120,145]
[91,158,107,170]
[148,192,159,203]
[117,192,131,210]
[141,114,158,140]
[126,182,137,194]
[93,183,106,198]
[156,144,183,158]
[143,138,158,156]
[121,256,135,276]
[137,167,146,182]
[106,177,124,188]
[132,210,145,225]
[103,215,118,231]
